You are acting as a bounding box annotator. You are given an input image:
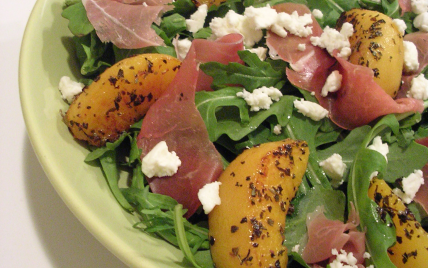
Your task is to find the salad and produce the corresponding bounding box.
[59,0,428,267]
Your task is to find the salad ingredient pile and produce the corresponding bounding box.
[58,0,428,267]
[209,139,309,268]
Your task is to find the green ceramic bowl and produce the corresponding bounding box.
[19,0,185,266]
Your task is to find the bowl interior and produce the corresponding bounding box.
[19,0,187,267]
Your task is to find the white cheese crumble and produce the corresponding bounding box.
[209,5,313,47]
[247,47,268,61]
[393,169,424,204]
[414,12,428,32]
[236,86,283,111]
[291,244,300,253]
[173,38,192,60]
[408,74,428,100]
[319,153,347,188]
[58,76,84,103]
[367,136,389,162]
[363,252,371,259]
[310,22,353,59]
[393,18,407,36]
[186,4,208,33]
[293,99,329,121]
[330,249,358,268]
[273,124,282,135]
[312,9,323,19]
[403,40,420,73]
[272,11,313,38]
[141,141,181,178]
[198,181,222,214]
[369,171,379,181]
[297,43,306,51]
[210,10,263,47]
[411,0,428,14]
[321,70,342,97]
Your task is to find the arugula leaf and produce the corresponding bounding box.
[160,13,188,39]
[62,1,94,37]
[196,88,295,142]
[73,31,111,76]
[200,50,286,91]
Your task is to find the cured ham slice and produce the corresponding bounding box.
[82,0,167,49]
[194,34,244,91]
[398,0,413,15]
[302,206,366,265]
[316,57,424,129]
[137,35,244,217]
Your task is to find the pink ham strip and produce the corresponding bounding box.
[399,0,413,15]
[319,57,424,129]
[302,206,366,265]
[82,0,166,49]
[194,34,244,91]
[137,35,244,217]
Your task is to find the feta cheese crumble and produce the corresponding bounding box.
[393,169,424,204]
[393,19,407,36]
[408,74,428,100]
[247,47,268,61]
[293,99,329,121]
[198,181,222,214]
[173,38,192,60]
[403,40,420,73]
[310,22,353,59]
[273,124,282,135]
[236,86,283,111]
[414,12,428,32]
[411,0,428,14]
[272,11,313,38]
[330,249,358,268]
[58,76,84,103]
[210,5,313,47]
[321,70,342,97]
[312,9,323,19]
[142,141,181,178]
[367,136,389,162]
[319,153,347,188]
[186,4,208,33]
[297,43,306,51]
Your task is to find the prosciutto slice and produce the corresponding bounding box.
[398,0,413,15]
[137,35,244,217]
[82,0,168,49]
[302,206,366,265]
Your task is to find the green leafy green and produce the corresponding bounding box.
[72,31,111,76]
[200,50,286,90]
[195,88,295,142]
[62,1,94,36]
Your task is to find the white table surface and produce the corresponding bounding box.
[0,1,128,267]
